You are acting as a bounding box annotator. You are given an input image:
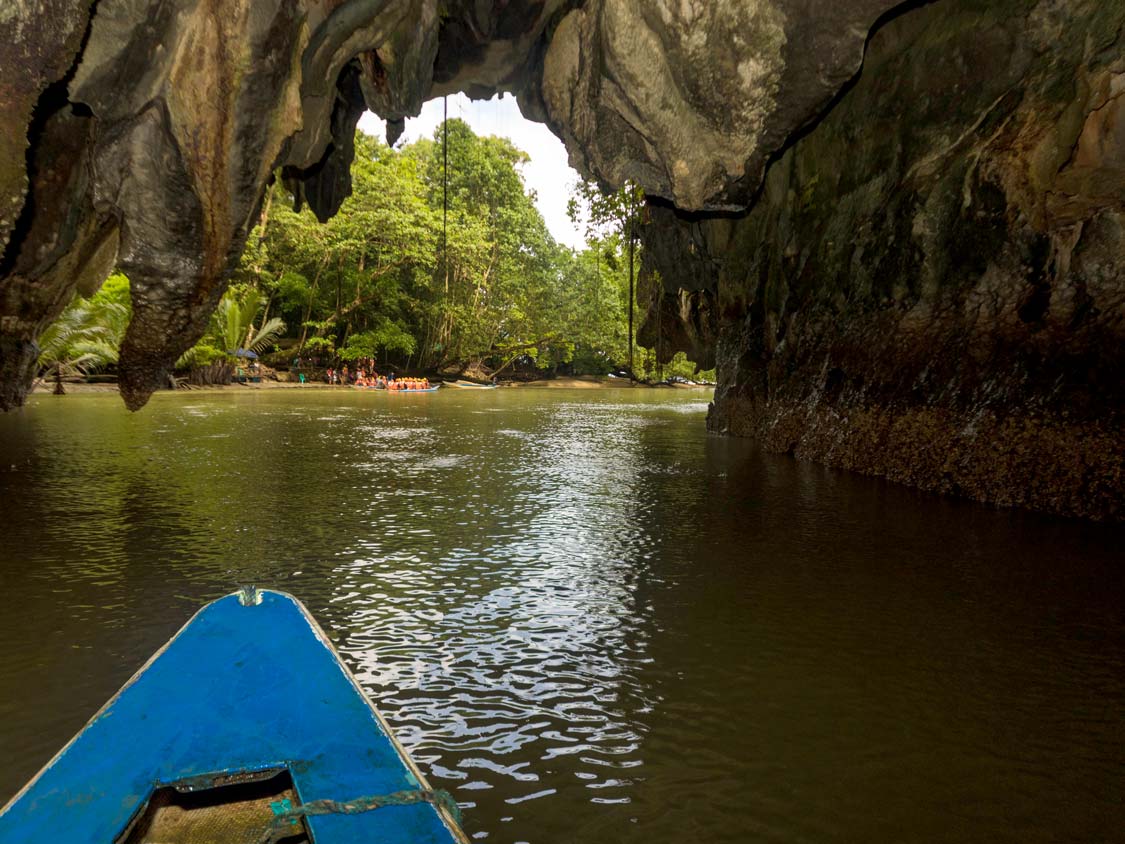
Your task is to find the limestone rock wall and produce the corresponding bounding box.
[0,0,101,408]
[642,0,1125,520]
[541,0,899,210]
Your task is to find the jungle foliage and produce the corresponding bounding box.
[45,120,711,383]
[235,122,636,375]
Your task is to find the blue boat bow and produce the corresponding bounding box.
[0,590,467,844]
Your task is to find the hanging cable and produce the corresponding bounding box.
[443,95,448,261]
[442,94,450,308]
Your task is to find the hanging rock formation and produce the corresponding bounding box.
[0,0,900,409]
[0,0,1121,517]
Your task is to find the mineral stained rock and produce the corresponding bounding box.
[0,0,1121,518]
[541,0,899,210]
[641,0,1125,520]
[0,0,101,408]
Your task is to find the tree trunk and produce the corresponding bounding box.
[297,257,328,352]
[252,186,273,288]
[250,186,275,334]
[260,288,275,329]
[53,363,65,395]
[627,219,635,377]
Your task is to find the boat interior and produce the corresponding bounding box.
[116,767,311,844]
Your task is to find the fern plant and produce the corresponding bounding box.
[36,274,131,393]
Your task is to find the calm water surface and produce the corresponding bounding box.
[0,389,1122,842]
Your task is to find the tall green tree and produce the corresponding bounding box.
[200,124,636,377]
[418,119,564,371]
[250,132,436,362]
[568,180,645,376]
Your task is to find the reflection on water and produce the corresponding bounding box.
[0,389,1122,843]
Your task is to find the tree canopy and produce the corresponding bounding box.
[42,118,713,385]
[232,121,649,376]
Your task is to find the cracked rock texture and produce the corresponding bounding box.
[641,0,1125,520]
[0,0,1122,517]
[541,0,899,210]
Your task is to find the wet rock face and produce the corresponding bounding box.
[0,1,94,255]
[72,0,317,409]
[0,0,1121,516]
[0,1,100,407]
[3,0,311,409]
[635,203,725,370]
[541,0,898,210]
[0,0,906,412]
[643,0,1125,520]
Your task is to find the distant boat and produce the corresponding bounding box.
[0,589,467,844]
[447,380,496,389]
[387,385,440,393]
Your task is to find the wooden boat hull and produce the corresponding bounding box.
[0,590,467,844]
[447,381,496,389]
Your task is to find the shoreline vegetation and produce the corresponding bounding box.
[31,376,715,397]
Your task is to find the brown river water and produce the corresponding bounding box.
[0,389,1121,842]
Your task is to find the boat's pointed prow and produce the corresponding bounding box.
[0,590,468,844]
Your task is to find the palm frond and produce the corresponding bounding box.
[37,298,123,376]
[247,317,286,353]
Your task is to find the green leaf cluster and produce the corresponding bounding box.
[40,119,675,382]
[236,122,641,375]
[36,272,131,382]
[177,286,286,368]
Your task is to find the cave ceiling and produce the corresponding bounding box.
[0,0,907,409]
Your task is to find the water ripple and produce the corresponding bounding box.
[0,390,1122,844]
